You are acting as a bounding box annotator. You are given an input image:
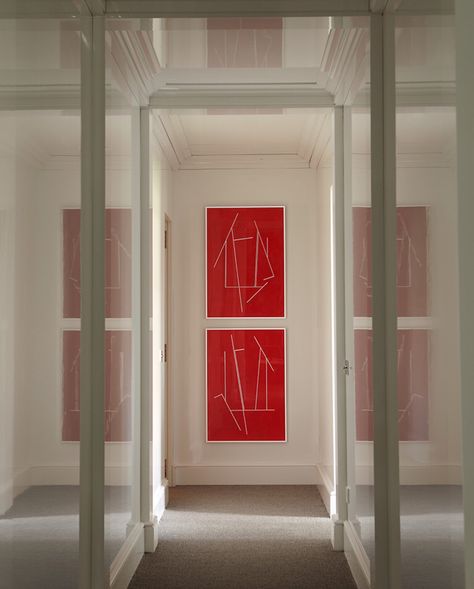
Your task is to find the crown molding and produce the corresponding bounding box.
[105,0,371,19]
[178,153,309,171]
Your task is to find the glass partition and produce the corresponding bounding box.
[0,15,82,588]
[395,15,464,589]
[104,19,140,570]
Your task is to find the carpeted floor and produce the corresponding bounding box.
[129,485,358,589]
[0,485,131,589]
[356,485,465,589]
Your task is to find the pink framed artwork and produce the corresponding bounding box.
[354,329,429,442]
[62,330,132,442]
[63,208,132,318]
[206,206,285,318]
[206,328,286,442]
[353,206,428,317]
[207,18,283,69]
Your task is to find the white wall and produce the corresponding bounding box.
[315,165,336,499]
[170,167,321,485]
[151,139,173,514]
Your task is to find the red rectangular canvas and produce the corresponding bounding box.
[62,330,132,442]
[63,208,132,318]
[353,207,428,317]
[206,207,285,318]
[354,329,429,442]
[206,329,286,442]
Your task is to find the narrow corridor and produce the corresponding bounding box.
[129,486,357,589]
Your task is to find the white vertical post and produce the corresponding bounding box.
[342,105,357,525]
[139,107,156,551]
[455,1,474,587]
[131,107,142,529]
[332,105,348,550]
[80,13,106,589]
[370,13,401,589]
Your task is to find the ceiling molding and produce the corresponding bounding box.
[151,114,180,170]
[353,82,456,108]
[352,151,454,169]
[105,0,371,18]
[83,0,105,14]
[0,0,83,17]
[370,0,388,12]
[309,112,332,168]
[149,88,334,109]
[179,153,309,171]
[320,23,370,106]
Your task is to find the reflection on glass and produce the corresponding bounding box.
[0,16,81,589]
[396,15,464,589]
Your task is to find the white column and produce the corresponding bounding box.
[139,107,156,551]
[370,13,401,589]
[455,1,474,587]
[332,105,348,550]
[80,13,106,589]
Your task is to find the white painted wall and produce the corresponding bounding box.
[315,165,336,499]
[170,167,321,485]
[151,138,173,514]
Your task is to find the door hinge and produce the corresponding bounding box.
[164,459,167,479]
[346,486,351,505]
[164,229,168,249]
[343,360,351,375]
[164,343,168,362]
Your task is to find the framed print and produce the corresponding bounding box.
[206,328,286,442]
[354,328,429,441]
[206,206,285,318]
[353,206,428,317]
[63,208,132,318]
[62,330,132,442]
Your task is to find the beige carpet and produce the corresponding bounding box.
[129,486,357,589]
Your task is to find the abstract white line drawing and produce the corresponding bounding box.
[396,212,423,289]
[213,213,275,311]
[215,334,276,435]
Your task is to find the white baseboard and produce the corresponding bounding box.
[0,468,30,515]
[24,465,132,486]
[173,464,320,485]
[110,523,144,589]
[316,465,336,516]
[344,521,371,589]
[355,464,462,485]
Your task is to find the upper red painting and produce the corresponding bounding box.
[206,207,285,318]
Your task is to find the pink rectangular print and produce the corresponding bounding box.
[353,206,428,317]
[206,329,286,442]
[62,330,132,442]
[354,329,429,441]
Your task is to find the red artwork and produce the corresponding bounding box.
[63,208,132,318]
[207,329,286,442]
[62,330,132,442]
[353,207,428,317]
[207,18,283,68]
[354,329,429,442]
[206,207,285,318]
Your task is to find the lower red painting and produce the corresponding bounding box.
[62,330,132,442]
[206,329,286,442]
[355,329,429,441]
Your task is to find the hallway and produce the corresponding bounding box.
[129,486,357,589]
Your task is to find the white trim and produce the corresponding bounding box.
[109,523,144,589]
[80,14,106,589]
[354,463,463,485]
[205,206,286,320]
[370,14,401,589]
[172,464,319,486]
[205,328,287,443]
[344,521,371,589]
[317,464,337,516]
[104,0,371,18]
